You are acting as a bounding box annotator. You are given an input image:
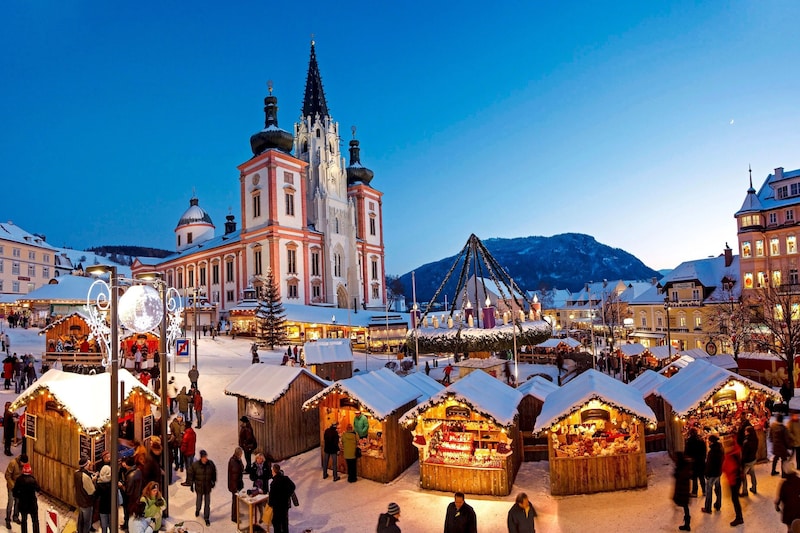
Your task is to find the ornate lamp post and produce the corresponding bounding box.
[664,296,673,360]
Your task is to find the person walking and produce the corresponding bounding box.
[169,414,185,473]
[776,462,800,532]
[684,427,706,497]
[238,417,258,470]
[322,423,340,481]
[5,453,25,528]
[672,452,692,531]
[507,492,537,533]
[186,450,216,527]
[176,387,190,421]
[342,424,358,483]
[167,377,178,416]
[741,425,759,496]
[227,447,244,523]
[443,492,477,533]
[180,420,197,472]
[11,463,39,533]
[443,364,453,385]
[701,434,723,514]
[3,403,15,456]
[188,365,199,389]
[187,388,195,424]
[268,464,295,533]
[193,389,203,429]
[772,413,792,476]
[376,502,401,533]
[73,455,97,533]
[789,414,800,470]
[722,435,744,527]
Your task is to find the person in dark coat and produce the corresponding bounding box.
[186,450,216,527]
[139,438,163,488]
[3,403,15,456]
[249,452,272,492]
[227,447,243,523]
[507,492,536,533]
[322,423,340,481]
[776,462,800,532]
[683,427,706,497]
[376,502,401,533]
[238,417,257,470]
[443,492,477,533]
[722,436,744,527]
[701,434,723,513]
[122,457,142,529]
[673,452,692,531]
[268,464,296,533]
[772,413,792,476]
[741,425,759,496]
[11,463,39,533]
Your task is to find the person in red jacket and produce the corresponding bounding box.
[180,421,197,473]
[722,435,744,527]
[193,389,203,429]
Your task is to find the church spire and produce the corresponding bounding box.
[302,39,330,119]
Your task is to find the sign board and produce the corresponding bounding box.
[445,406,471,419]
[93,434,106,465]
[175,338,190,363]
[25,413,37,441]
[143,414,154,440]
[80,433,107,465]
[79,433,92,462]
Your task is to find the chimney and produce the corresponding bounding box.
[224,214,237,235]
[776,167,784,180]
[724,243,733,267]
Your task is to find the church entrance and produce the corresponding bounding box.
[336,285,348,309]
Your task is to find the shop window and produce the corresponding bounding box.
[773,270,782,287]
[741,241,751,258]
[744,272,753,289]
[789,236,797,254]
[771,238,780,256]
[757,271,767,288]
[756,240,764,257]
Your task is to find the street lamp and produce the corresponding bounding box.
[664,297,673,360]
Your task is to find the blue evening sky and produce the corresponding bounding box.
[2,1,799,278]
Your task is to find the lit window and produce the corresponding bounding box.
[744,272,753,288]
[757,271,766,288]
[788,236,797,254]
[694,316,702,328]
[771,238,780,256]
[773,270,782,287]
[756,240,764,257]
[678,316,687,328]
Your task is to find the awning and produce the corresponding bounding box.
[630,331,665,339]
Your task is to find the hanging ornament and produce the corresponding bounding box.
[118,285,164,333]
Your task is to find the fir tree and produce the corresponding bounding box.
[256,269,287,349]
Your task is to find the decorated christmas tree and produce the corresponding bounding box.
[256,269,287,349]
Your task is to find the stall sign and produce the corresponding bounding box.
[79,433,92,462]
[143,414,154,440]
[93,435,106,464]
[446,406,471,419]
[713,388,737,404]
[580,408,611,423]
[25,413,37,441]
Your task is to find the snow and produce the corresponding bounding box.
[400,370,523,428]
[0,326,793,532]
[535,337,582,349]
[647,345,675,360]
[10,368,159,435]
[660,353,738,375]
[618,343,646,357]
[224,365,326,404]
[517,375,559,401]
[16,275,101,305]
[302,367,422,420]
[302,339,354,364]
[656,358,781,416]
[533,369,657,432]
[628,369,667,398]
[402,372,445,401]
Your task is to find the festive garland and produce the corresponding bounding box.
[407,321,550,354]
[667,377,781,418]
[534,393,656,436]
[401,393,519,430]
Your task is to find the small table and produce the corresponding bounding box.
[237,491,270,533]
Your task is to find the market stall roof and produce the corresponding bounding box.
[9,368,160,435]
[738,351,782,361]
[38,310,95,335]
[659,353,738,375]
[302,367,422,420]
[535,338,582,349]
[402,372,445,402]
[655,358,781,417]
[517,375,559,402]
[533,369,657,432]
[399,370,524,429]
[618,343,646,357]
[648,345,676,360]
[225,365,328,404]
[302,339,354,364]
[454,357,505,369]
[17,275,99,304]
[629,370,668,398]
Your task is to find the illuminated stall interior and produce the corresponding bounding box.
[533,369,656,495]
[39,311,103,368]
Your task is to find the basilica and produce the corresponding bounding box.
[132,42,388,332]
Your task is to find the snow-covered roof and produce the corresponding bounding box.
[533,369,656,432]
[631,254,741,305]
[10,369,160,435]
[517,375,559,402]
[286,304,408,328]
[0,294,19,304]
[535,337,582,349]
[738,351,782,361]
[38,310,94,334]
[660,353,738,374]
[628,370,668,397]
[647,345,676,360]
[402,372,445,403]
[224,365,327,404]
[16,275,99,303]
[303,339,354,364]
[454,357,505,369]
[0,221,56,249]
[656,358,781,416]
[618,343,646,357]
[302,367,422,420]
[735,167,800,216]
[399,370,524,428]
[52,247,132,278]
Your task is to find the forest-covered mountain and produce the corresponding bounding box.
[396,233,659,303]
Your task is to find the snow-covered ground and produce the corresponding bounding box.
[0,327,791,532]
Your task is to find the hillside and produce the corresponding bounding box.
[397,233,659,303]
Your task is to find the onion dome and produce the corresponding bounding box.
[250,82,294,155]
[346,126,374,186]
[176,197,213,228]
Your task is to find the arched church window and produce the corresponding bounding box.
[335,218,339,234]
[302,140,308,152]
[316,129,320,138]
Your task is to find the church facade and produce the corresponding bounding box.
[132,42,386,317]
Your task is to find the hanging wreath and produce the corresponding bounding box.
[408,321,550,353]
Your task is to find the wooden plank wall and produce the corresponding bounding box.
[421,462,512,496]
[644,394,666,452]
[518,397,548,461]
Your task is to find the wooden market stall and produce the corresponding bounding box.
[224,365,328,461]
[302,339,354,380]
[533,369,656,496]
[9,369,160,507]
[656,358,779,462]
[399,370,524,496]
[453,357,506,380]
[39,311,104,368]
[120,332,160,369]
[301,368,429,483]
[517,376,559,461]
[629,370,668,452]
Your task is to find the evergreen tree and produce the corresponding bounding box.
[256,269,287,349]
